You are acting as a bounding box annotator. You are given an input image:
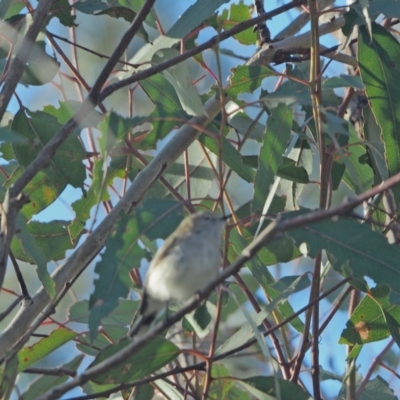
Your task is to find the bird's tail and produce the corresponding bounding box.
[128,312,156,338]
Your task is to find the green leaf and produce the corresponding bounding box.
[18,328,77,371]
[262,64,311,107]
[11,220,76,263]
[287,214,400,303]
[383,310,400,349]
[138,74,189,149]
[129,383,155,400]
[0,127,24,143]
[198,134,255,183]
[350,0,400,24]
[152,48,206,117]
[358,23,400,205]
[209,364,235,399]
[88,199,184,340]
[68,159,123,240]
[219,3,257,45]
[363,105,388,182]
[88,337,180,384]
[49,0,77,26]
[238,376,311,400]
[11,108,85,191]
[339,286,400,345]
[166,0,230,39]
[228,111,266,141]
[161,142,215,199]
[0,0,25,19]
[253,104,293,213]
[227,65,275,99]
[69,299,138,327]
[72,0,149,39]
[322,75,364,89]
[128,0,230,67]
[97,111,136,155]
[359,376,397,400]
[20,355,83,400]
[193,303,211,330]
[276,156,309,184]
[44,100,102,127]
[20,40,60,86]
[14,214,55,298]
[5,166,64,220]
[118,0,157,28]
[342,124,374,194]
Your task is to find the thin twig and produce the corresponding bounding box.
[9,251,30,299]
[23,367,77,377]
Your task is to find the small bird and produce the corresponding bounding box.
[129,211,229,338]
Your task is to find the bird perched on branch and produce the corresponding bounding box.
[128,211,229,338]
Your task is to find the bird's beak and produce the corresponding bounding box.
[222,214,231,221]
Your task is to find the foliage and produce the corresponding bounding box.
[0,0,400,399]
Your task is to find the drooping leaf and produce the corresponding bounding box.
[198,133,255,183]
[228,111,266,141]
[253,103,293,213]
[276,156,309,184]
[138,74,189,149]
[358,23,400,205]
[342,123,374,194]
[362,105,388,183]
[152,48,206,117]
